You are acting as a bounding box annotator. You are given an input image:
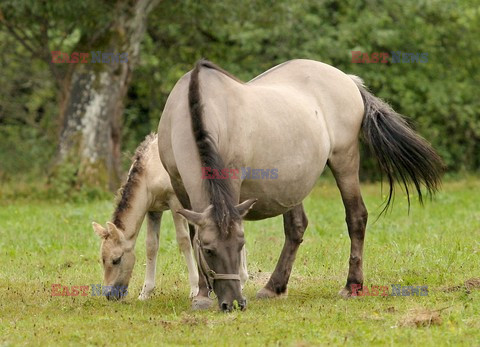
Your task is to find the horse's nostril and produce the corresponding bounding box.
[221,302,231,312]
[239,299,247,311]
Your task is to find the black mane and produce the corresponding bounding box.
[188,60,241,233]
[112,133,157,229]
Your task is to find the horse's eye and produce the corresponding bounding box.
[204,249,213,256]
[112,256,122,265]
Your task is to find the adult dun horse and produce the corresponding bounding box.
[158,59,443,312]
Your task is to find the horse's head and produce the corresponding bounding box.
[178,199,256,312]
[92,221,135,300]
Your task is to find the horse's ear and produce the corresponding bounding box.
[236,198,257,218]
[92,222,109,238]
[177,209,205,226]
[106,222,122,241]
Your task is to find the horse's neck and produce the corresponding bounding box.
[117,181,151,242]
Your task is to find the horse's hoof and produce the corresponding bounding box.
[338,287,352,299]
[256,287,287,299]
[192,296,213,310]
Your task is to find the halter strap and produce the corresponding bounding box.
[193,236,240,296]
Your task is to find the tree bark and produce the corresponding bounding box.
[56,0,159,191]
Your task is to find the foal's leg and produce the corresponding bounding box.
[239,245,248,289]
[328,147,368,298]
[171,209,199,298]
[170,181,212,309]
[139,211,162,300]
[257,204,308,298]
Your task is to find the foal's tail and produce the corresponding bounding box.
[350,76,444,213]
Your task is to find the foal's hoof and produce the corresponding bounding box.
[256,287,288,299]
[189,286,200,298]
[191,296,213,310]
[138,293,151,301]
[138,288,154,301]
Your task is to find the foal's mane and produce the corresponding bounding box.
[112,133,157,230]
[189,60,241,233]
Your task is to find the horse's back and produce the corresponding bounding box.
[249,59,364,153]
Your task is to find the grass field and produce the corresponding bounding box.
[0,177,479,346]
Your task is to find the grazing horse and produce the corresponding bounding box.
[92,134,248,300]
[158,59,443,312]
[91,135,190,299]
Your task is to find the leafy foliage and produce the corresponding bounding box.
[130,0,479,175]
[1,0,479,197]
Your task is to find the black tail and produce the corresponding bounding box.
[352,77,444,213]
[188,60,240,233]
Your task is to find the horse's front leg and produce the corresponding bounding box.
[138,211,162,300]
[257,204,308,298]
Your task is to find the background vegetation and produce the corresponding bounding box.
[0,0,479,199]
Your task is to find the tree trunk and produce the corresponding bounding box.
[56,0,159,191]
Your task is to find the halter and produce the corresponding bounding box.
[193,235,240,298]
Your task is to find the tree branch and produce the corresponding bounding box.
[0,11,38,56]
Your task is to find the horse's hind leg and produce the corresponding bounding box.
[139,211,162,300]
[328,146,368,298]
[257,204,308,298]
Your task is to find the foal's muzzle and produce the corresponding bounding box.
[105,285,128,301]
[106,291,121,301]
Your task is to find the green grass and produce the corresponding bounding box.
[0,177,479,346]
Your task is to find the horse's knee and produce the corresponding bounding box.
[176,233,191,251]
[284,207,308,244]
[146,234,159,256]
[289,219,307,244]
[146,243,158,257]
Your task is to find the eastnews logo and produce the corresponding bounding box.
[202,167,278,180]
[351,284,428,296]
[51,51,128,64]
[51,284,128,297]
[351,51,428,64]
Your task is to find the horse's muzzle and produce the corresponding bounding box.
[220,298,247,312]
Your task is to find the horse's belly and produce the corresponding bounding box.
[239,159,326,220]
[236,94,329,220]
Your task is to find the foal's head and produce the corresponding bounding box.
[178,199,256,312]
[92,222,135,300]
